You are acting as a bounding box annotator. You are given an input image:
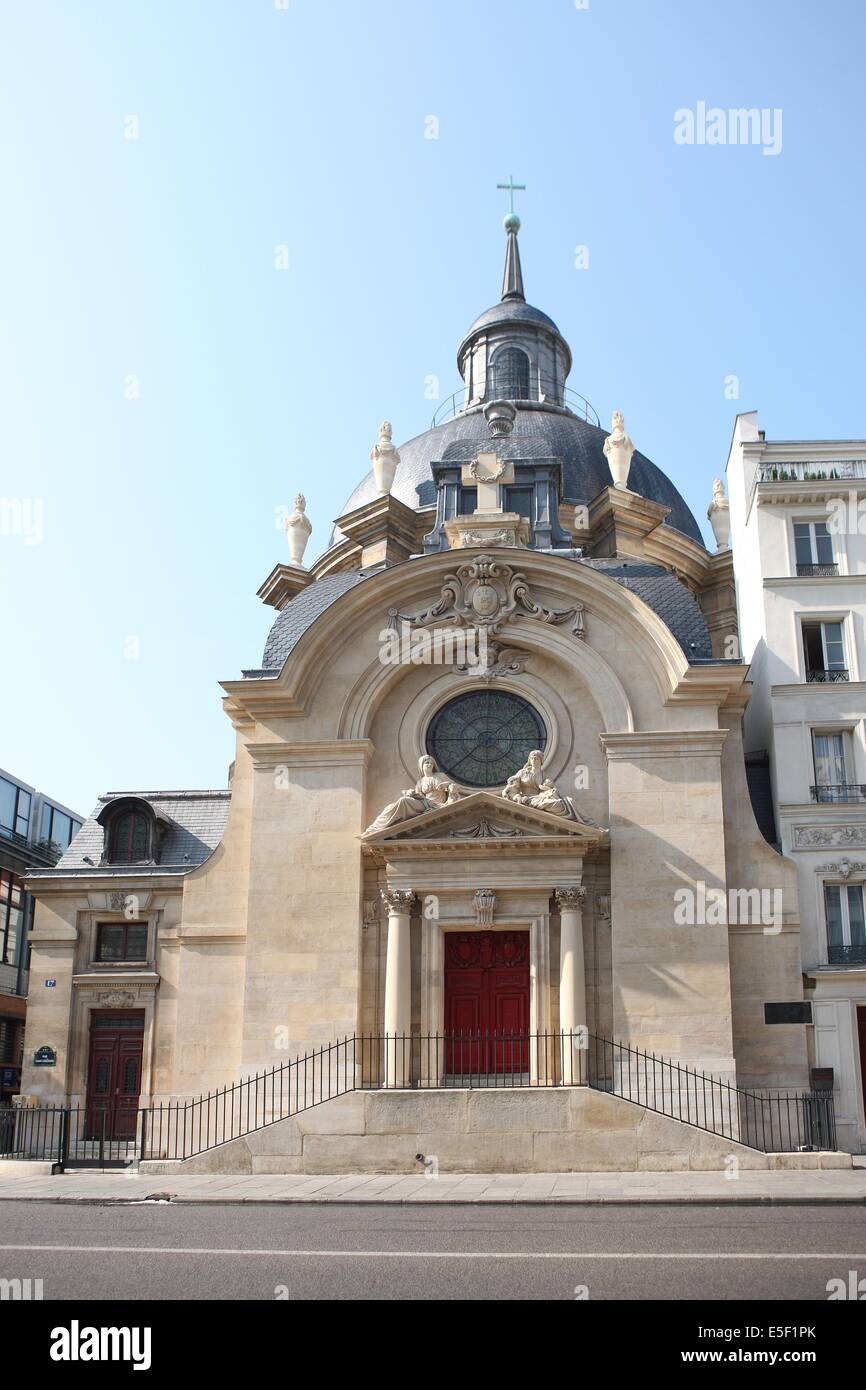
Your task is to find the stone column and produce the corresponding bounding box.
[556,887,587,1085]
[381,889,415,1088]
[420,915,445,1086]
[529,914,552,1084]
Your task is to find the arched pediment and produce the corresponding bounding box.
[221,549,742,734]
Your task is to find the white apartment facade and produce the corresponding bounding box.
[727,411,866,1152]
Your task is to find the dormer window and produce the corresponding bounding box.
[97,797,163,865]
[111,811,150,863]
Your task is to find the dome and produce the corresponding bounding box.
[330,217,705,550]
[331,402,704,546]
[457,297,564,348]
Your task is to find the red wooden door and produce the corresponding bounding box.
[858,1009,866,1130]
[86,1011,144,1140]
[445,932,529,1074]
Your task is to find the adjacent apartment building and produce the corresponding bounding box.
[0,767,83,1103]
[727,412,866,1152]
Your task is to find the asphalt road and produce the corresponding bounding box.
[1,1201,866,1300]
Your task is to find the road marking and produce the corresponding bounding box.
[0,1245,865,1260]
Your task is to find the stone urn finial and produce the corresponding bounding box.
[603,410,635,490]
[285,492,312,567]
[370,420,400,496]
[707,477,731,552]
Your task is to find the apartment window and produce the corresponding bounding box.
[457,487,477,516]
[803,620,848,682]
[39,803,81,850]
[794,521,836,576]
[95,922,148,962]
[0,869,24,966]
[824,883,866,965]
[0,777,31,840]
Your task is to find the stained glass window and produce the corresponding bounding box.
[426,691,547,789]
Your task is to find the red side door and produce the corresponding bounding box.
[86,1011,144,1140]
[445,932,529,1074]
[858,1008,866,1136]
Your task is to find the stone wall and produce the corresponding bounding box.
[140,1087,850,1176]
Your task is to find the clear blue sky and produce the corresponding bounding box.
[1,0,864,815]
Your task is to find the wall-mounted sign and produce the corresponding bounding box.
[764,1002,812,1025]
[0,1067,20,1088]
[44,979,57,988]
[33,1045,57,1067]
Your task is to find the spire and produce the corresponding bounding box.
[501,222,525,301]
[496,175,526,301]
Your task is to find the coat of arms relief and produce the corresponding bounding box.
[387,552,585,644]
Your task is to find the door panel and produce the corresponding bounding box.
[444,932,529,1073]
[85,1011,144,1140]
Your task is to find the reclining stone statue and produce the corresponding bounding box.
[363,755,461,835]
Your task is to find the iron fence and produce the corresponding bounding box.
[0,1030,837,1169]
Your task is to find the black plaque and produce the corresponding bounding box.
[764,1002,812,1025]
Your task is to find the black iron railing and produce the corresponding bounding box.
[811,783,866,803]
[431,379,601,429]
[796,563,839,578]
[0,1031,837,1169]
[827,943,866,966]
[806,668,849,683]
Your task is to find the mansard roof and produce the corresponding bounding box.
[32,789,231,875]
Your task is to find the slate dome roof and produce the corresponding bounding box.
[459,297,562,341]
[332,403,704,547]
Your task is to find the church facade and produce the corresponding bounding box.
[20,217,828,1169]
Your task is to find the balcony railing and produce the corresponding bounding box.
[811,783,866,804]
[796,563,839,578]
[806,668,849,683]
[759,460,866,483]
[827,943,866,967]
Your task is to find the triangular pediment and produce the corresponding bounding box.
[360,790,607,849]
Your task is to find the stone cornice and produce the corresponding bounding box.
[366,837,594,864]
[765,575,866,588]
[246,739,374,770]
[257,563,314,611]
[601,729,728,760]
[72,972,160,991]
[25,872,186,894]
[803,965,866,981]
[771,681,866,697]
[666,664,749,711]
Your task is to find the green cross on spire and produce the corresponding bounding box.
[497,176,525,233]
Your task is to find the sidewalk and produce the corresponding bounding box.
[0,1167,865,1204]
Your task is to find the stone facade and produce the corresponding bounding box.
[18,225,824,1171]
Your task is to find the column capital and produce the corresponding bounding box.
[555,886,586,912]
[380,888,417,915]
